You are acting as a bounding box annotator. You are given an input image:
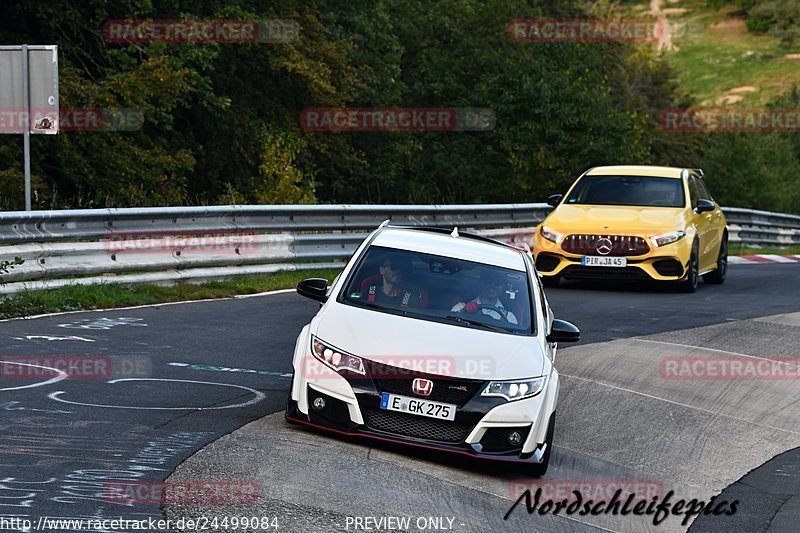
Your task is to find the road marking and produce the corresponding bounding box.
[0,362,67,392]
[13,335,95,342]
[47,378,265,410]
[0,288,296,323]
[168,361,292,377]
[0,401,72,414]
[57,317,146,330]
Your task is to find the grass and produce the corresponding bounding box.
[0,268,342,320]
[662,0,800,107]
[729,245,800,256]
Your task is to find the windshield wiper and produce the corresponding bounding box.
[444,315,509,333]
[350,299,412,317]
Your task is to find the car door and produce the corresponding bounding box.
[688,175,715,270]
[696,177,725,266]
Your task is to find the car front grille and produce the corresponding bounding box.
[562,234,650,256]
[362,408,473,443]
[365,361,484,405]
[560,265,651,280]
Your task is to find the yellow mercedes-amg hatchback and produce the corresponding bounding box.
[533,165,727,292]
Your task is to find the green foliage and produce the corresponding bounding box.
[746,0,800,47]
[701,84,800,214]
[0,0,794,213]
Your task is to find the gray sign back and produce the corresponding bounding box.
[0,45,59,134]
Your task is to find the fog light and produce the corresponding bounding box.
[312,397,326,411]
[508,430,523,446]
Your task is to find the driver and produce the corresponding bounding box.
[451,270,518,324]
[366,252,423,308]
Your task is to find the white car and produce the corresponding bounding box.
[286,223,580,475]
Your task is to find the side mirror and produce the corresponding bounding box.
[546,319,580,343]
[696,199,715,213]
[546,194,563,208]
[297,278,329,303]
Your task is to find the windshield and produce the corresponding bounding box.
[564,175,686,208]
[339,246,533,335]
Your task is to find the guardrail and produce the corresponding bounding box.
[0,204,796,295]
[723,207,800,247]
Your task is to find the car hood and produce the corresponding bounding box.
[545,205,686,234]
[313,302,544,381]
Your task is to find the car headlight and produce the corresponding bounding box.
[311,336,365,375]
[481,377,546,401]
[540,226,564,244]
[650,230,686,248]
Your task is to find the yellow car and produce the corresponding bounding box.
[533,165,728,292]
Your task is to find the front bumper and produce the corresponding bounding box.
[287,353,556,464]
[533,232,692,281]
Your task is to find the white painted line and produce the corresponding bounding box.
[728,256,756,264]
[0,361,68,391]
[48,378,266,410]
[0,288,297,323]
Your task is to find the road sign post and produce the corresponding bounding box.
[0,45,58,211]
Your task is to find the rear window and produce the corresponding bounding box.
[565,175,686,208]
[338,246,534,335]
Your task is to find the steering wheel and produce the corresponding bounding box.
[475,304,508,321]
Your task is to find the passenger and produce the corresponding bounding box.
[365,252,423,308]
[451,270,518,324]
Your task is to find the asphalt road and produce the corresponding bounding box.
[0,263,798,532]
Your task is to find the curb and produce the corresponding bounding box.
[729,254,800,265]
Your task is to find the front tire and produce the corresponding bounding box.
[676,243,699,293]
[703,235,727,284]
[527,412,556,477]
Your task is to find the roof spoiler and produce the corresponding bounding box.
[690,168,704,178]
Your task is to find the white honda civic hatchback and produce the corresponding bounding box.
[286,223,580,475]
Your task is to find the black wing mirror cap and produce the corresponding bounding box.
[696,199,715,213]
[297,278,329,303]
[546,319,580,343]
[546,194,563,208]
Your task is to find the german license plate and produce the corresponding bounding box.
[582,256,627,267]
[380,393,456,421]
